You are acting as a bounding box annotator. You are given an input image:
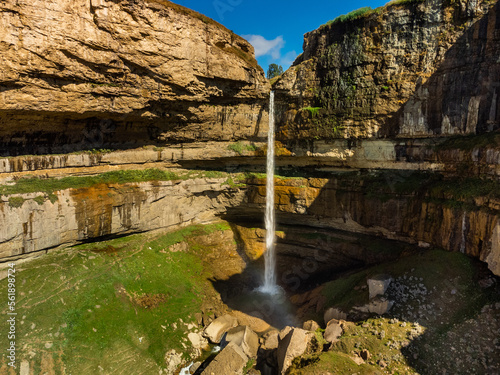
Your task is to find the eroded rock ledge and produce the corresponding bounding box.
[0,0,270,155]
[274,0,500,139]
[0,177,245,259]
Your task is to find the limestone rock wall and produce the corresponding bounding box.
[274,0,500,140]
[0,0,269,155]
[0,178,245,258]
[243,176,500,276]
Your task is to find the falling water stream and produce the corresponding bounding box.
[261,91,279,294]
[460,212,467,253]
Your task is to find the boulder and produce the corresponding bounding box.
[201,341,248,375]
[324,320,343,343]
[203,314,238,344]
[354,297,394,315]
[165,349,183,374]
[324,307,347,325]
[188,331,209,355]
[367,274,393,299]
[20,360,30,375]
[262,330,280,350]
[222,326,259,358]
[229,310,271,333]
[277,327,314,374]
[302,320,320,332]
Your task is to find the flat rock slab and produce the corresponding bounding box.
[201,341,248,375]
[203,314,238,344]
[367,274,393,299]
[277,327,314,374]
[262,330,279,350]
[223,325,259,358]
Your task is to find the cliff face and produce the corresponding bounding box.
[0,0,269,155]
[242,175,500,276]
[274,0,500,140]
[0,177,245,258]
[0,0,499,281]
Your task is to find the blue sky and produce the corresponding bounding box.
[173,0,391,72]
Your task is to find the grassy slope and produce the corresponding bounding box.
[290,249,500,374]
[0,222,231,374]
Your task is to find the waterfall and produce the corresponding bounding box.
[262,91,278,294]
[460,213,467,253]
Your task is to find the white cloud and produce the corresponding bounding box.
[280,50,298,68]
[242,35,285,59]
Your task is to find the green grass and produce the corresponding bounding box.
[320,249,479,313]
[7,196,25,207]
[243,358,256,374]
[429,177,500,201]
[0,169,181,197]
[0,169,244,198]
[33,195,46,205]
[325,7,374,26]
[269,75,281,86]
[0,222,232,373]
[227,142,257,155]
[292,248,498,374]
[290,351,376,375]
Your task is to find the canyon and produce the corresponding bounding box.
[0,0,499,374]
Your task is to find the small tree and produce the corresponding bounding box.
[267,63,283,79]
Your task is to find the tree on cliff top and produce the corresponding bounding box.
[267,63,283,79]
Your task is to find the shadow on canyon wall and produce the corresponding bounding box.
[386,0,500,137]
[0,94,269,156]
[274,1,500,144]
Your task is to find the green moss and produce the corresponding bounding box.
[302,107,322,117]
[33,195,46,205]
[0,169,182,197]
[227,142,257,155]
[8,196,25,208]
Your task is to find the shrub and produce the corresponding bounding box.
[302,107,322,117]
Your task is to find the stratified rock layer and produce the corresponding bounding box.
[243,175,500,276]
[0,0,269,155]
[274,0,500,139]
[0,178,245,258]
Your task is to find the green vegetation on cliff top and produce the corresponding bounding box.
[320,0,425,29]
[0,169,238,197]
